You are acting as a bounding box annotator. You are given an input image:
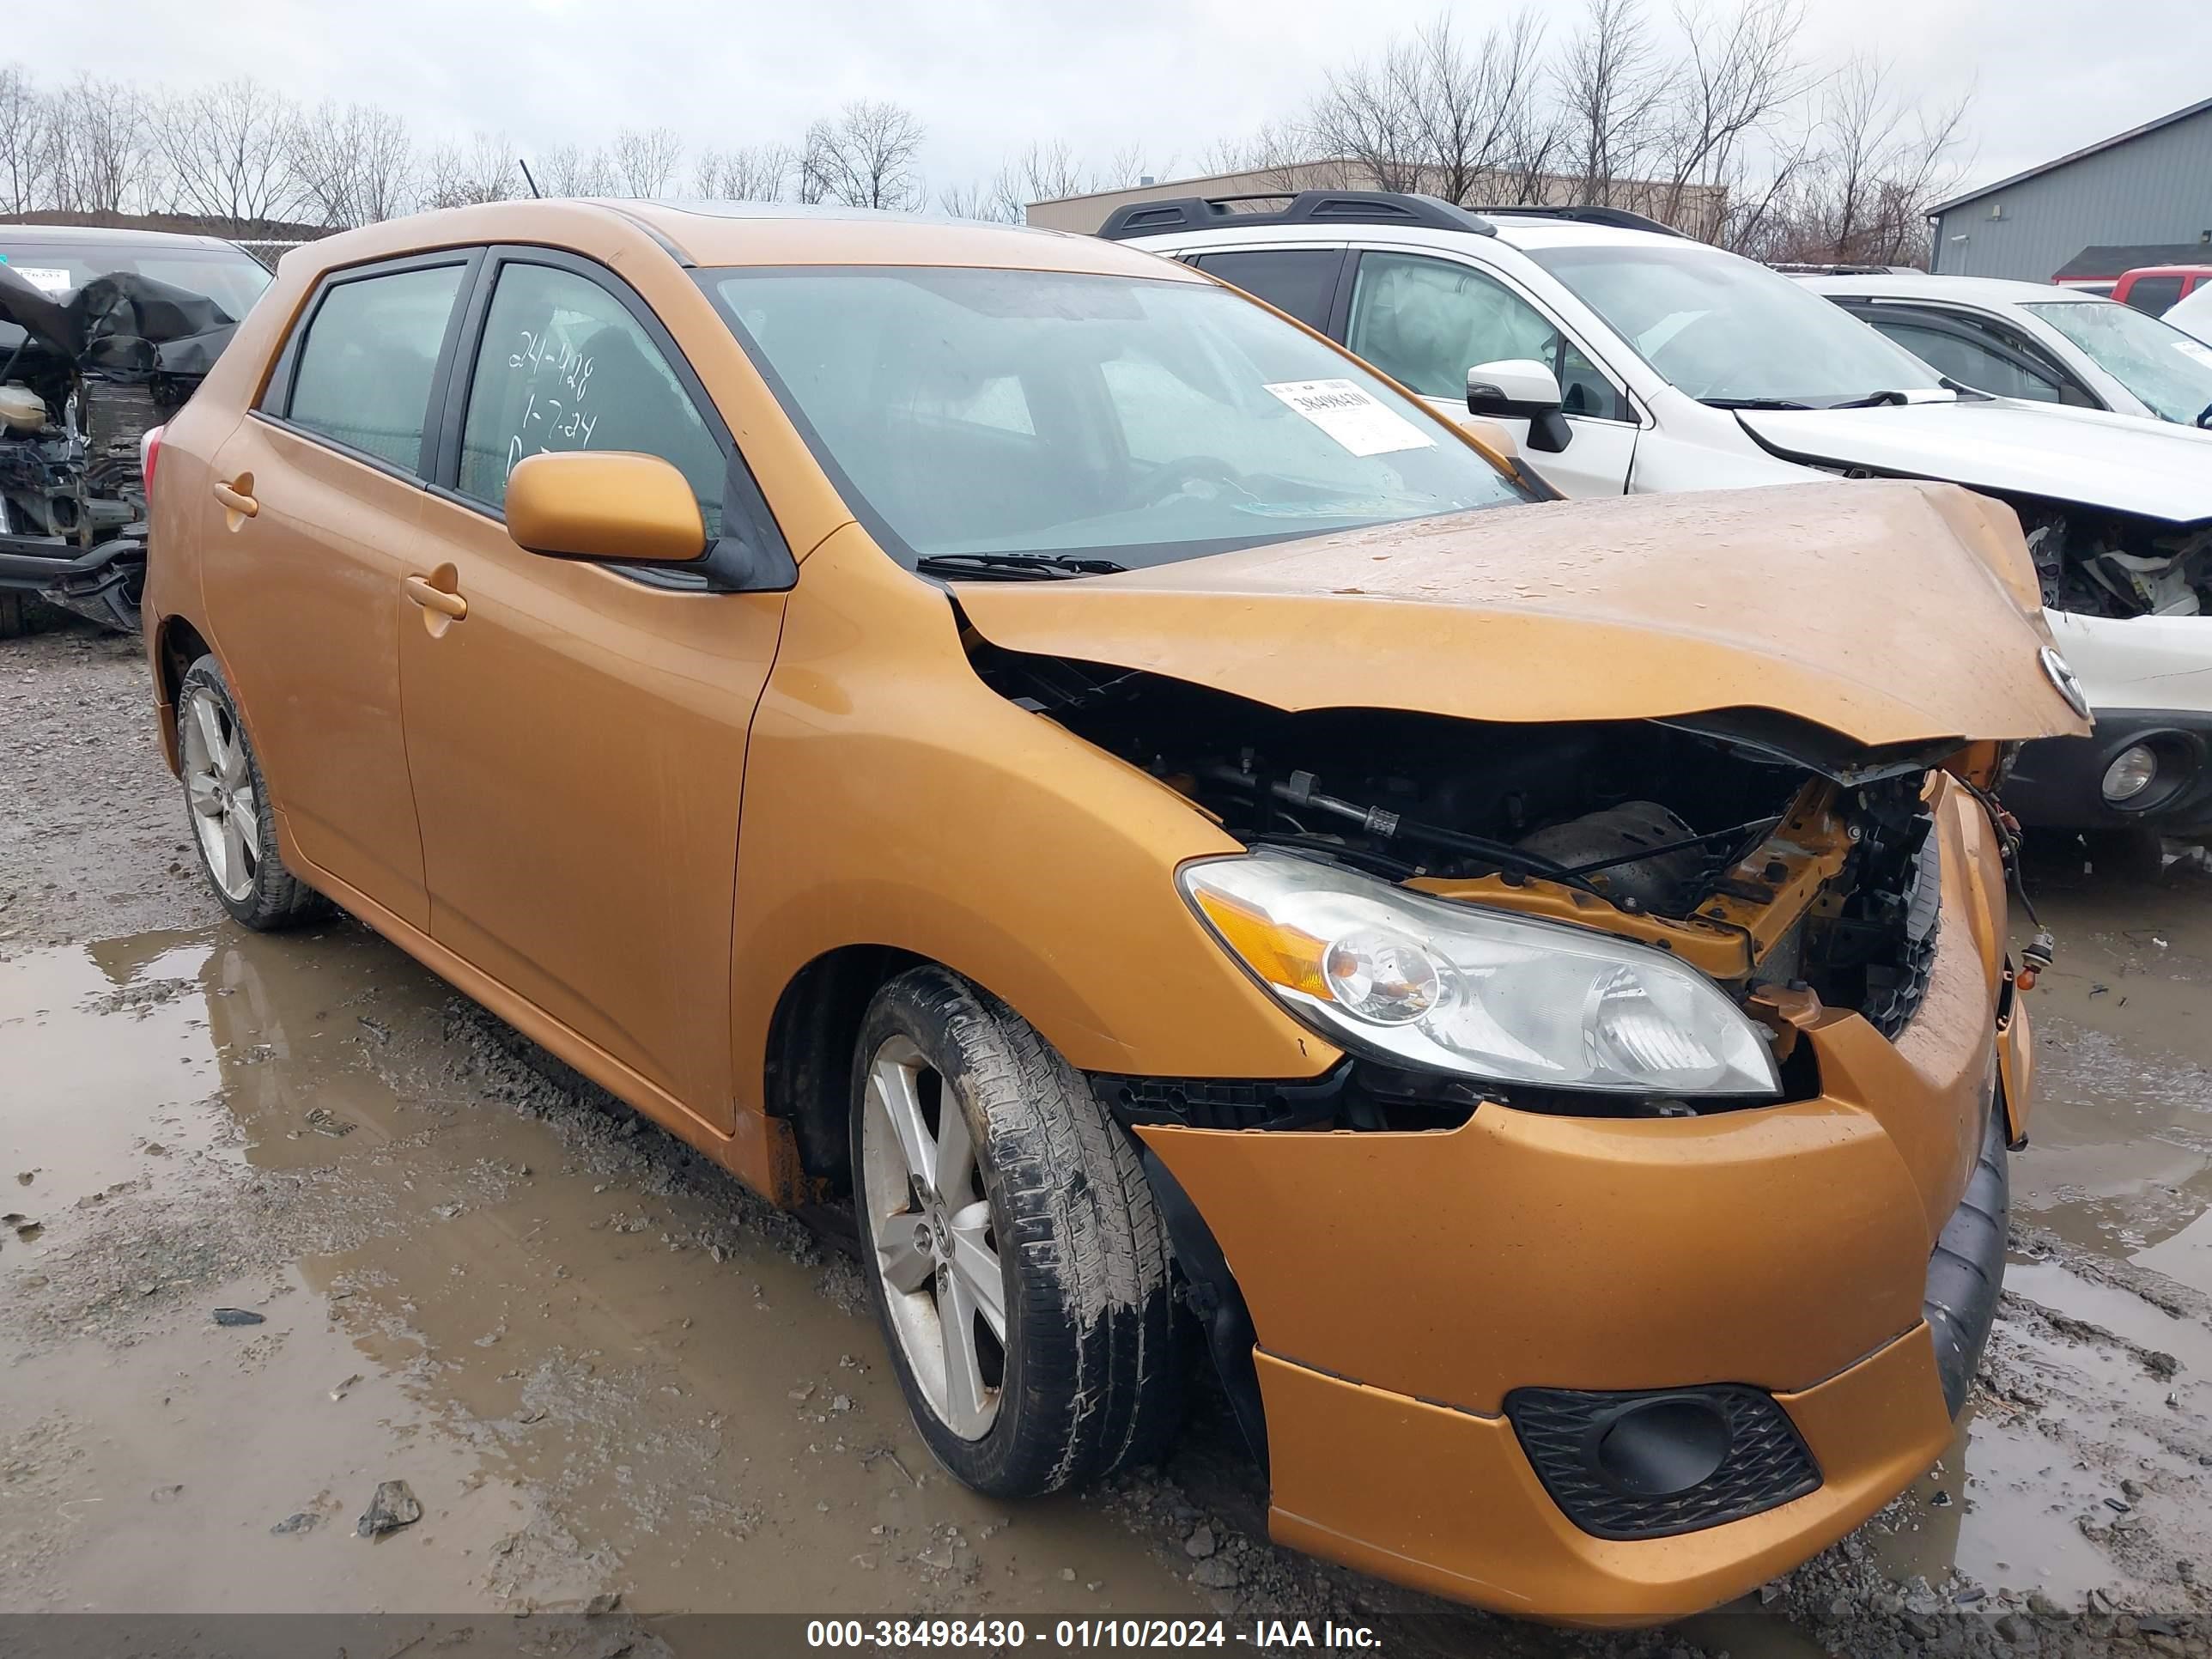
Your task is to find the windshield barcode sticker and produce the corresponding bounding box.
[7,266,71,295]
[2173,338,2212,370]
[1263,379,1435,457]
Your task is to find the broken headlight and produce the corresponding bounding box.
[1180,852,1781,1097]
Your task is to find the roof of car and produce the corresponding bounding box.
[0,222,247,253]
[1798,273,2102,306]
[284,198,1201,284]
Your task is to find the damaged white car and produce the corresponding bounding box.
[1111,194,2212,842]
[1,224,270,636]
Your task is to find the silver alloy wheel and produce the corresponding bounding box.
[181,686,259,902]
[860,1034,1006,1440]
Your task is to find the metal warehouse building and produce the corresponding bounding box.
[1929,96,2212,284]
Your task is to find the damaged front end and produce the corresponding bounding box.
[939,483,2081,1609]
[2017,501,2210,621]
[1,264,244,633]
[975,651,1948,1128]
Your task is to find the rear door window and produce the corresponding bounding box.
[1193,250,1346,331]
[281,264,467,473]
[456,261,726,532]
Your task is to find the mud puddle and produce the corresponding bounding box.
[1,923,1203,1615]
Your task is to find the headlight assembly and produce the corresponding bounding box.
[1180,852,1781,1097]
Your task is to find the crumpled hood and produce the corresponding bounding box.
[1736,399,2212,524]
[956,480,2091,750]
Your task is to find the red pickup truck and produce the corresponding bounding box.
[2112,265,2212,315]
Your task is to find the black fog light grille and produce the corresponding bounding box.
[1505,1383,1821,1540]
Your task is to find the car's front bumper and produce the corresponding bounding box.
[2006,708,2212,836]
[1133,780,2014,1623]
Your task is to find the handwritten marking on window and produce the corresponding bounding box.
[501,327,599,477]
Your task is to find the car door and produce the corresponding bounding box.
[1340,248,1637,496]
[203,251,480,932]
[398,248,791,1129]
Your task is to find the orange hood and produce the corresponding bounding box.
[955,480,2091,750]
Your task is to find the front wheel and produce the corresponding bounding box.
[850,965,1181,1497]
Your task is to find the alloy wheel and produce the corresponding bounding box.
[181,686,259,902]
[859,1034,1006,1440]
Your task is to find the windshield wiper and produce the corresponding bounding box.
[1699,396,1814,410]
[1830,383,1967,408]
[914,552,1129,581]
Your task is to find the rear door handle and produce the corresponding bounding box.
[403,574,467,620]
[211,478,258,517]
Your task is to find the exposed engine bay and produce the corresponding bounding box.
[977,643,1954,1119]
[2016,501,2212,619]
[1,265,242,632]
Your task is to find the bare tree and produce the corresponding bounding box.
[152,76,299,222]
[540,143,616,197]
[418,131,517,210]
[939,178,1017,222]
[801,100,925,210]
[1790,56,1968,264]
[49,74,154,214]
[694,142,793,201]
[0,65,58,215]
[611,125,683,198]
[1554,0,1672,210]
[1650,0,1808,235]
[290,101,413,226]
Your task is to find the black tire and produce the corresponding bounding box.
[850,965,1181,1497]
[176,655,331,930]
[0,591,28,640]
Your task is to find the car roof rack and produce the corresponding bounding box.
[1467,204,1685,238]
[1097,190,1496,240]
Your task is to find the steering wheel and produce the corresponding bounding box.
[1125,454,1252,508]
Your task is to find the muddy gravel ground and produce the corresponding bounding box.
[4,615,2212,1657]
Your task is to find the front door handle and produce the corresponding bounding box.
[211,477,258,517]
[404,574,468,620]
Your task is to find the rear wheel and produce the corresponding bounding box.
[177,656,330,930]
[851,965,1180,1497]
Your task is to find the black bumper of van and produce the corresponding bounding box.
[2007,711,2212,837]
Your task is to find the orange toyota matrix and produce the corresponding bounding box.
[142,201,2086,1621]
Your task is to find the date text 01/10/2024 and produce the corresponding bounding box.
[801,1618,1382,1648]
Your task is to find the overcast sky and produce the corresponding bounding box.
[23,0,2212,202]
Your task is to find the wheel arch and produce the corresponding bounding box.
[762,942,925,1200]
[152,613,217,775]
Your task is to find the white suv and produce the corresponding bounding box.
[1110,192,2212,842]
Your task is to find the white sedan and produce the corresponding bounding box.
[1799,271,2212,431]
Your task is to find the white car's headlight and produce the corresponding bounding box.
[1180,852,1781,1097]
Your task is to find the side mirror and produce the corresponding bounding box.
[1467,359,1571,454]
[505,451,707,564]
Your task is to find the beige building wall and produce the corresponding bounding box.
[1028,161,1726,240]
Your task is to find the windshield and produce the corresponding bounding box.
[1526,241,1946,406]
[2024,299,2212,426]
[703,266,1525,571]
[0,240,272,321]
